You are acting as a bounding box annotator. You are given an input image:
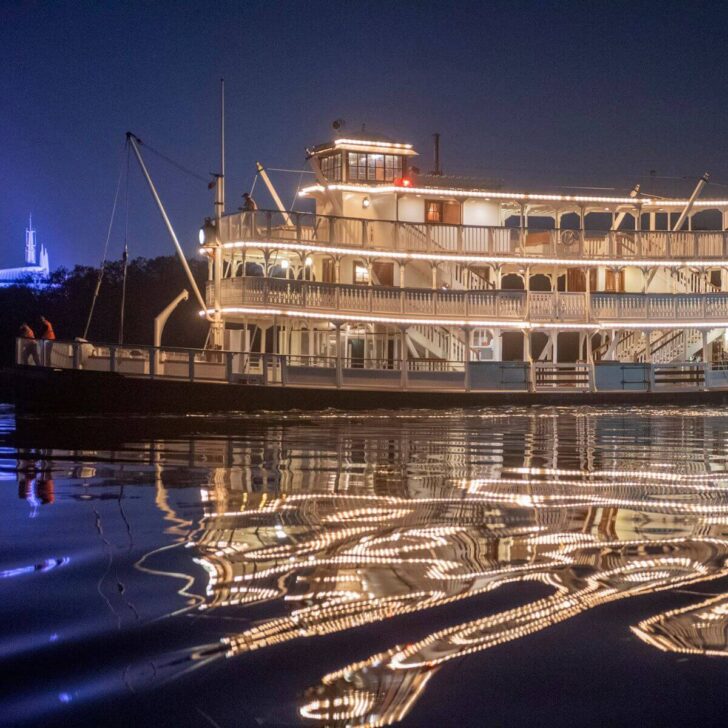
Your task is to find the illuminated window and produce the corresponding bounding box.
[426,200,443,223]
[320,153,342,181]
[353,261,370,284]
[473,329,491,347]
[347,153,402,182]
[425,199,461,224]
[385,155,400,180]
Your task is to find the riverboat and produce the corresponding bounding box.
[10,128,728,412]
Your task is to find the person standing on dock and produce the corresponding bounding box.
[39,315,55,366]
[39,315,55,340]
[19,322,40,366]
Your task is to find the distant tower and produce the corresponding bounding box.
[39,245,49,274]
[25,214,36,265]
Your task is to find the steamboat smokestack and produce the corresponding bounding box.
[432,132,442,176]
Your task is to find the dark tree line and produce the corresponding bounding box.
[2,256,208,366]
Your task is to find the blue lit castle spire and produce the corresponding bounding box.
[25,213,36,265]
[0,214,50,287]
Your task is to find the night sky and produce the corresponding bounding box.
[4,0,728,270]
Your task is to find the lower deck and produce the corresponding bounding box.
[10,338,728,414]
[7,361,728,414]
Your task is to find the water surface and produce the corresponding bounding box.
[2,404,728,727]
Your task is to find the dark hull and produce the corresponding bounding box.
[4,365,728,415]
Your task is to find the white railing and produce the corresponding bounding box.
[590,293,728,323]
[16,338,723,394]
[533,362,591,392]
[212,277,728,324]
[217,209,728,261]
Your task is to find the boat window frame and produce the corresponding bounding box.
[425,199,462,225]
[347,152,403,183]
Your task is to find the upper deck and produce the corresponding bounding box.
[211,131,728,264]
[216,208,728,264]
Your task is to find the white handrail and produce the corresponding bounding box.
[215,277,728,325]
[217,209,728,261]
[16,337,723,395]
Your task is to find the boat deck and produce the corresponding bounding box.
[8,337,728,413]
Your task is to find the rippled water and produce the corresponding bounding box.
[3,404,728,727]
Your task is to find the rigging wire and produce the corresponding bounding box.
[265,167,314,174]
[84,140,128,339]
[290,169,305,211]
[136,139,210,184]
[118,147,130,345]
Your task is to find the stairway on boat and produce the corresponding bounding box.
[597,257,724,363]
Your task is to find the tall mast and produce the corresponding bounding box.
[219,78,225,217]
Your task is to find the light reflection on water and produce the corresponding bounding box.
[3,406,728,726]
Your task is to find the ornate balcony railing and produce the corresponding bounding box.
[217,209,728,261]
[208,277,728,325]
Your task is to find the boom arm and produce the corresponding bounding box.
[611,184,640,231]
[256,162,294,227]
[673,173,709,232]
[127,133,211,320]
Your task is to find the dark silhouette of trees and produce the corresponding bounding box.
[2,256,208,365]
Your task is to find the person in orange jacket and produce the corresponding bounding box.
[39,315,55,365]
[19,322,40,365]
[39,316,55,340]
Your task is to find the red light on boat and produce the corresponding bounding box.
[394,177,413,188]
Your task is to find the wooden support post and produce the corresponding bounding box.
[492,327,502,361]
[519,204,526,252]
[335,324,343,388]
[644,330,652,364]
[225,351,233,383]
[400,327,408,389]
[523,329,531,363]
[464,326,472,392]
[587,332,595,392]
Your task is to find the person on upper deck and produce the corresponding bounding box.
[241,192,258,211]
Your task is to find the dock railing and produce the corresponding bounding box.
[218,209,728,261]
[13,338,725,395]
